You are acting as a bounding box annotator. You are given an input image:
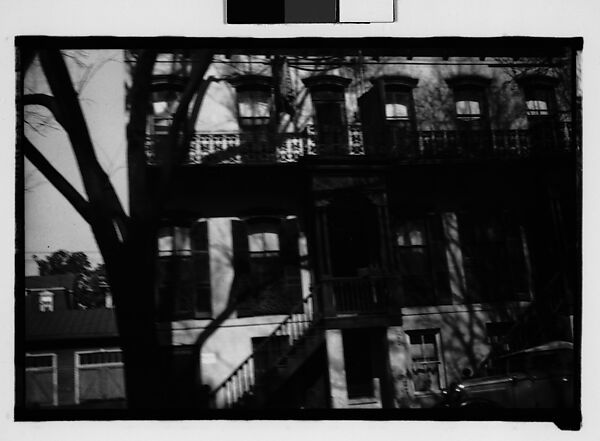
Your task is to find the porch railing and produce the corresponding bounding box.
[321,275,400,316]
[145,122,575,165]
[209,292,316,409]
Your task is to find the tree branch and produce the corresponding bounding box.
[24,137,94,224]
[23,94,66,128]
[156,50,213,204]
[38,49,127,225]
[126,50,157,221]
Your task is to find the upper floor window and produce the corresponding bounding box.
[385,90,410,120]
[383,78,418,131]
[303,76,351,150]
[148,76,186,136]
[519,76,558,119]
[454,86,485,128]
[358,76,418,155]
[157,221,211,319]
[385,87,416,137]
[448,77,490,131]
[38,291,54,312]
[394,215,451,307]
[230,76,273,131]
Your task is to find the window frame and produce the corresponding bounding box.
[74,349,124,405]
[457,210,532,304]
[38,290,55,312]
[230,75,274,131]
[447,76,491,130]
[517,75,559,121]
[303,75,352,148]
[157,220,212,320]
[393,215,451,307]
[406,329,446,394]
[25,352,58,407]
[382,79,418,131]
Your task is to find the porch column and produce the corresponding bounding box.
[325,329,348,408]
[315,199,335,317]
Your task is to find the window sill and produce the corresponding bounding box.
[347,397,379,405]
[402,300,531,316]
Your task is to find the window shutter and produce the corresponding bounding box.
[191,221,211,315]
[280,217,303,307]
[175,257,196,317]
[457,212,482,303]
[157,256,174,319]
[358,81,386,154]
[231,219,250,274]
[231,219,253,315]
[428,214,452,305]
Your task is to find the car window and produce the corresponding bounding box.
[506,354,528,372]
[530,349,573,373]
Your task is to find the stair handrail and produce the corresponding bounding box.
[209,291,316,407]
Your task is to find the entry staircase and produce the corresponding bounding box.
[209,292,323,409]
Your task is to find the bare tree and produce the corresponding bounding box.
[21,48,213,409]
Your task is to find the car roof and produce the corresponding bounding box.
[499,341,573,359]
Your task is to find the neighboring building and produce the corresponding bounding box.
[23,274,125,408]
[131,41,579,409]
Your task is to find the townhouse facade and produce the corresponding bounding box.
[134,40,579,409]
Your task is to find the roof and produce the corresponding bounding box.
[24,273,118,342]
[499,341,573,358]
[25,274,77,290]
[26,308,119,341]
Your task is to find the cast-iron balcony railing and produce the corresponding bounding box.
[145,122,576,165]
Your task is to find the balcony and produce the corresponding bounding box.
[319,276,401,318]
[145,122,576,166]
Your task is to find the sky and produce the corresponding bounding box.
[24,50,128,275]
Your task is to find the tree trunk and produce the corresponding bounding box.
[100,222,166,410]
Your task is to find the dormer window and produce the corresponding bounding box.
[38,291,54,312]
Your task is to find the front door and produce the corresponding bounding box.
[325,194,385,314]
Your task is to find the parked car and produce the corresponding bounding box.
[441,341,574,408]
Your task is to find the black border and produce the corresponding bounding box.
[15,36,583,430]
